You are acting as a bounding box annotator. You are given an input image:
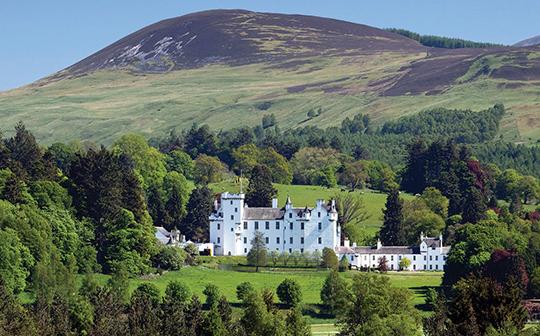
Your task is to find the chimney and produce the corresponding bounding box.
[344,239,350,248]
[352,242,357,248]
[272,198,278,208]
[376,239,382,250]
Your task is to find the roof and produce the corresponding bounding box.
[423,238,441,248]
[352,246,416,255]
[155,226,171,244]
[243,208,284,220]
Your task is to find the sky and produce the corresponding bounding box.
[1,0,539,91]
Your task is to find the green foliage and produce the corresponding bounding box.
[285,307,311,336]
[385,28,504,49]
[203,283,221,307]
[194,154,227,184]
[379,189,406,245]
[182,185,214,241]
[0,228,31,293]
[321,247,339,270]
[290,147,340,185]
[247,231,268,271]
[399,257,412,271]
[337,273,421,335]
[165,149,194,179]
[152,246,186,270]
[246,165,277,207]
[277,278,302,307]
[164,280,191,304]
[112,133,168,189]
[339,255,350,272]
[320,270,349,315]
[236,282,255,302]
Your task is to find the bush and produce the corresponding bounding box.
[321,247,338,270]
[203,283,221,307]
[339,255,350,272]
[236,282,255,302]
[152,246,185,270]
[277,279,302,307]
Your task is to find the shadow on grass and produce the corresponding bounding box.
[302,304,335,320]
[410,285,436,312]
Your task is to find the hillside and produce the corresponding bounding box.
[1,9,540,145]
[514,35,540,47]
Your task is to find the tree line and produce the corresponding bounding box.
[385,28,504,49]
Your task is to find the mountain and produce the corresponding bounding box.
[514,35,540,47]
[1,9,540,145]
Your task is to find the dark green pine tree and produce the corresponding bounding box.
[182,185,214,242]
[163,186,185,232]
[245,165,277,207]
[146,186,166,226]
[5,122,50,180]
[462,187,487,224]
[0,133,11,169]
[119,155,147,222]
[400,140,427,194]
[1,173,25,204]
[379,188,406,245]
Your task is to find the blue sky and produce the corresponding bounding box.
[1,0,539,91]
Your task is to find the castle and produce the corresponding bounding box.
[209,193,340,256]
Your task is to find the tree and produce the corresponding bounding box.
[379,189,406,245]
[517,175,540,204]
[163,184,186,232]
[201,304,227,336]
[462,187,487,224]
[285,307,311,336]
[270,250,280,267]
[339,255,350,272]
[339,161,367,190]
[236,282,255,303]
[164,280,191,304]
[277,279,302,307]
[337,273,421,335]
[128,283,161,336]
[401,140,428,194]
[245,165,277,207]
[146,185,165,226]
[321,247,339,270]
[0,279,36,335]
[166,149,194,179]
[0,228,31,293]
[399,257,411,271]
[247,231,268,272]
[320,270,349,315]
[194,155,227,184]
[378,256,389,273]
[333,192,371,244]
[182,185,213,241]
[290,147,340,185]
[152,246,185,270]
[420,187,449,218]
[184,124,218,158]
[203,283,221,307]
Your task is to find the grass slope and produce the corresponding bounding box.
[1,53,538,145]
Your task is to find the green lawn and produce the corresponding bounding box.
[89,265,442,324]
[209,180,414,236]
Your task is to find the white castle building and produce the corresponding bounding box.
[209,192,340,256]
[336,233,450,271]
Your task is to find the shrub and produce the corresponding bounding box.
[203,283,221,307]
[152,246,185,270]
[321,247,338,270]
[236,282,255,302]
[277,279,302,307]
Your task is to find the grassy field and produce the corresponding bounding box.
[90,265,442,326]
[1,53,538,146]
[209,180,414,236]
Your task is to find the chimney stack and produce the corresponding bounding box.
[272,198,278,208]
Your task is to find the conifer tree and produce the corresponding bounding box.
[1,173,25,204]
[146,185,165,226]
[163,186,185,232]
[401,140,427,194]
[461,187,487,224]
[245,165,277,207]
[285,307,311,336]
[182,185,213,241]
[379,189,406,245]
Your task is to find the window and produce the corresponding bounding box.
[255,222,259,230]
[289,222,293,230]
[301,223,304,230]
[318,222,322,230]
[424,256,426,261]
[265,237,269,244]
[231,228,233,232]
[413,265,416,270]
[318,212,321,218]
[372,256,375,261]
[276,237,280,244]
[429,265,432,270]
[230,201,233,205]
[243,237,247,244]
[300,248,304,253]
[276,222,280,230]
[300,237,304,244]
[289,213,292,219]
[234,207,238,213]
[265,222,269,230]
[391,265,394,270]
[424,265,426,270]
[289,248,292,253]
[413,256,416,261]
[435,256,438,261]
[391,256,394,261]
[429,256,432,261]
[244,248,247,253]
[435,265,438,270]
[318,237,322,244]
[217,223,220,230]
[230,215,234,220]
[243,222,248,229]
[290,237,293,244]
[217,237,220,243]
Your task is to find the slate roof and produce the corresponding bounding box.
[424,238,441,248]
[352,246,416,255]
[243,208,284,220]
